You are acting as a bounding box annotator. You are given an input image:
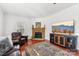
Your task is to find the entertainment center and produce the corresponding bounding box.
[50,33,77,51]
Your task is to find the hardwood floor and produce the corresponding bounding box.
[20,39,79,56]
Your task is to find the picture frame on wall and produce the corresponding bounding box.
[52,20,74,34]
[36,22,41,28]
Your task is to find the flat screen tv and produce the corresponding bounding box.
[52,20,74,33]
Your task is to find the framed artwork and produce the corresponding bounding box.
[36,22,41,28]
[16,22,24,34]
[52,20,74,33]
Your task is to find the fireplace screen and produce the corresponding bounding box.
[35,32,42,38]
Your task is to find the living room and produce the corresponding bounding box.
[0,3,79,56]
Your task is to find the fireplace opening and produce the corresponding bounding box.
[35,32,42,38]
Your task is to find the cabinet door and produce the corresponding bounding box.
[50,34,54,43]
[59,36,65,47]
[67,36,77,49]
[66,36,77,50]
[71,37,77,50]
[54,35,58,44]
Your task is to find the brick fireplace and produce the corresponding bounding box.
[32,22,45,40]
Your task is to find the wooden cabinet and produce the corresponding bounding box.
[50,33,77,51]
[54,35,65,47]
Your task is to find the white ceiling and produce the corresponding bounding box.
[0,3,76,19]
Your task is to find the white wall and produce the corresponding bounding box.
[0,7,4,36]
[4,14,32,40]
[33,4,79,50]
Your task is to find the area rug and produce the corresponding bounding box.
[25,42,74,56]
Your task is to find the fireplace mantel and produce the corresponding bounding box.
[32,22,45,40]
